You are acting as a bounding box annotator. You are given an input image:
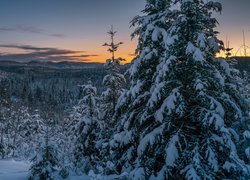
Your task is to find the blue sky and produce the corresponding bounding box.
[0,0,249,62]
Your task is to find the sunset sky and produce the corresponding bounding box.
[0,0,249,63]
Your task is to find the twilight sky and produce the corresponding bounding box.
[0,0,249,63]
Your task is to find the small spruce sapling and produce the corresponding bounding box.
[101,26,126,124]
[28,126,59,180]
[71,81,101,174]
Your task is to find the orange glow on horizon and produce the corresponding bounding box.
[80,53,135,64]
[2,29,250,63]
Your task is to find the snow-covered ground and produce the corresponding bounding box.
[0,160,90,180]
[0,160,129,179]
[0,160,29,180]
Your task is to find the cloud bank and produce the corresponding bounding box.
[0,44,98,62]
[0,25,67,38]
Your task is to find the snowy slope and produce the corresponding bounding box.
[0,160,29,180]
[0,160,90,180]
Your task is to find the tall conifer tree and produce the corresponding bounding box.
[101,26,126,124]
[71,82,100,174]
[110,0,250,179]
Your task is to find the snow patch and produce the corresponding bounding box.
[137,126,163,156]
[155,88,180,122]
[110,131,132,147]
[152,27,161,41]
[205,146,218,172]
[197,33,206,48]
[223,161,237,172]
[165,133,180,167]
[186,42,196,55]
[243,130,250,139]
[0,160,30,180]
[164,34,178,49]
[245,147,250,159]
[193,48,205,63]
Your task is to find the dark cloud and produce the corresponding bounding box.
[0,25,43,33]
[0,44,57,51]
[69,54,99,58]
[0,44,98,62]
[49,33,67,38]
[0,25,67,38]
[128,53,136,56]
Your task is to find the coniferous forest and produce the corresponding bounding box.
[0,0,250,179]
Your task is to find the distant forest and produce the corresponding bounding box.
[0,58,248,116]
[0,61,129,119]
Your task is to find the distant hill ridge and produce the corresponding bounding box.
[0,58,248,71]
[0,60,105,69]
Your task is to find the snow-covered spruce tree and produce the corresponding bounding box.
[101,26,126,123]
[71,82,101,174]
[0,103,11,159]
[239,70,250,164]
[21,110,46,159]
[110,0,250,179]
[53,118,71,178]
[28,127,59,180]
[98,27,127,175]
[109,0,176,176]
[222,58,250,163]
[10,105,31,158]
